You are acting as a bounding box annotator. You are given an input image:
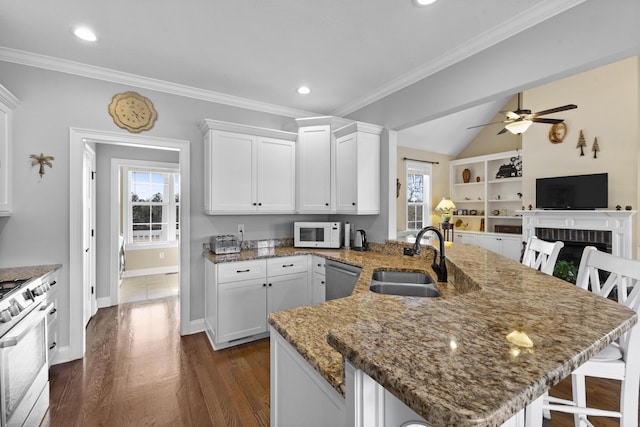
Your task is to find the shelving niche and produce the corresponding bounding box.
[449,150,523,259]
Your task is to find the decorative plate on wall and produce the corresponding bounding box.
[108,91,157,133]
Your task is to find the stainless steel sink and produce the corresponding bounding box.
[369,270,440,297]
[370,282,441,297]
[371,270,433,284]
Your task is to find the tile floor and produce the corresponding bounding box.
[119,272,179,304]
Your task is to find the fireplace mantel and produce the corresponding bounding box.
[519,210,636,258]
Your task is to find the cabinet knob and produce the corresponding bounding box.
[268,283,272,287]
[325,203,329,206]
[263,283,267,287]
[352,202,356,206]
[321,281,325,285]
[253,203,257,206]
[258,202,262,206]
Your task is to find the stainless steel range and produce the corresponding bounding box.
[0,273,55,427]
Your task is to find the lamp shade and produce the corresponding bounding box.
[505,119,532,135]
[435,197,456,212]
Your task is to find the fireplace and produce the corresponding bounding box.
[536,227,610,267]
[520,210,635,259]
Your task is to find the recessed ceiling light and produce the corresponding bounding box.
[297,86,311,95]
[413,0,438,6]
[73,26,97,42]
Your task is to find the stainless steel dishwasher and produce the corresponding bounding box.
[325,259,362,300]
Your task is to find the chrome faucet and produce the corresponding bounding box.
[408,226,448,283]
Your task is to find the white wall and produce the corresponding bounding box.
[0,61,304,354]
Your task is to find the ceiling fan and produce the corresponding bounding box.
[467,93,577,135]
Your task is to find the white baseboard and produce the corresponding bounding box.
[185,318,205,335]
[97,296,114,308]
[50,345,73,366]
[122,266,179,278]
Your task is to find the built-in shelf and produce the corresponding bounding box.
[487,177,522,184]
[454,182,484,186]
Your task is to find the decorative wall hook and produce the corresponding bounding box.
[30,153,55,178]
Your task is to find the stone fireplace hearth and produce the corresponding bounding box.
[520,210,636,259]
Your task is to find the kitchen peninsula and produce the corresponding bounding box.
[262,242,637,427]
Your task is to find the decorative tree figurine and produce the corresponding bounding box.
[576,130,587,156]
[592,137,600,159]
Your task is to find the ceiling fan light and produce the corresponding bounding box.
[505,119,532,135]
[413,0,438,6]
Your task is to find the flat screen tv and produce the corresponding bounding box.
[536,173,608,210]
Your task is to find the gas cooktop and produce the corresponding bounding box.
[0,278,31,299]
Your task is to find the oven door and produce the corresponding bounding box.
[0,301,52,427]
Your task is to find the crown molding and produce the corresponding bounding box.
[332,0,587,117]
[0,82,20,108]
[0,46,318,119]
[200,118,298,140]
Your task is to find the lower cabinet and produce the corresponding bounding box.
[454,232,523,261]
[311,255,326,305]
[205,255,310,350]
[271,327,345,427]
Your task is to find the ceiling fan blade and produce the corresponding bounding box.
[497,128,508,135]
[532,118,564,124]
[505,111,520,120]
[532,104,577,117]
[466,121,505,130]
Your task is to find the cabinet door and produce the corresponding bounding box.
[208,131,256,212]
[0,102,12,215]
[477,235,502,254]
[218,279,267,342]
[268,272,309,314]
[257,137,295,212]
[297,125,332,213]
[455,233,478,245]
[335,133,357,213]
[501,236,524,261]
[312,272,326,305]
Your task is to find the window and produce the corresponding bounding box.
[124,164,180,247]
[406,161,432,231]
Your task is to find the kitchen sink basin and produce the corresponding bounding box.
[370,282,441,297]
[369,270,440,297]
[371,270,433,284]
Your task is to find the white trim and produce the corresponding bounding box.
[0,47,317,119]
[0,82,20,108]
[331,0,588,117]
[405,160,433,231]
[188,319,206,335]
[200,118,298,140]
[96,296,112,309]
[70,127,191,362]
[122,266,179,279]
[50,345,71,366]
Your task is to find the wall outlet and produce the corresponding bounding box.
[159,252,165,259]
[238,224,245,234]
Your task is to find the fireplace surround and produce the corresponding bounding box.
[520,210,636,259]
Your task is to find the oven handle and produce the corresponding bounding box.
[0,302,53,349]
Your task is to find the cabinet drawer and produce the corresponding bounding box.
[217,260,266,283]
[268,256,308,277]
[312,256,326,275]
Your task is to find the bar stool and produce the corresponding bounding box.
[521,236,564,275]
[543,246,640,426]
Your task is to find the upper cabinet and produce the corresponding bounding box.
[0,84,19,217]
[449,150,523,235]
[334,122,383,214]
[201,119,297,215]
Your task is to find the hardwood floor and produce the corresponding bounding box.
[41,296,270,426]
[41,295,635,426]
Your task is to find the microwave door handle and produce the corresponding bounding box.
[0,302,53,349]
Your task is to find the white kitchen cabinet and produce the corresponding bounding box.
[296,124,332,213]
[477,234,523,261]
[453,232,478,245]
[0,84,19,216]
[218,278,268,342]
[201,119,297,214]
[44,270,60,365]
[334,122,383,215]
[311,255,326,305]
[205,255,310,350]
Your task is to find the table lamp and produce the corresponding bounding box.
[435,197,456,223]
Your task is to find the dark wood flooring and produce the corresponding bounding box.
[41,296,635,426]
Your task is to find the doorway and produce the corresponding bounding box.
[69,128,191,362]
[114,159,181,304]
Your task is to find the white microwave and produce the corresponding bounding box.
[294,222,343,248]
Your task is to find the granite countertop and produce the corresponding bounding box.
[206,243,637,426]
[0,264,61,282]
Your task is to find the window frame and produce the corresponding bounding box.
[123,161,180,250]
[405,160,432,232]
